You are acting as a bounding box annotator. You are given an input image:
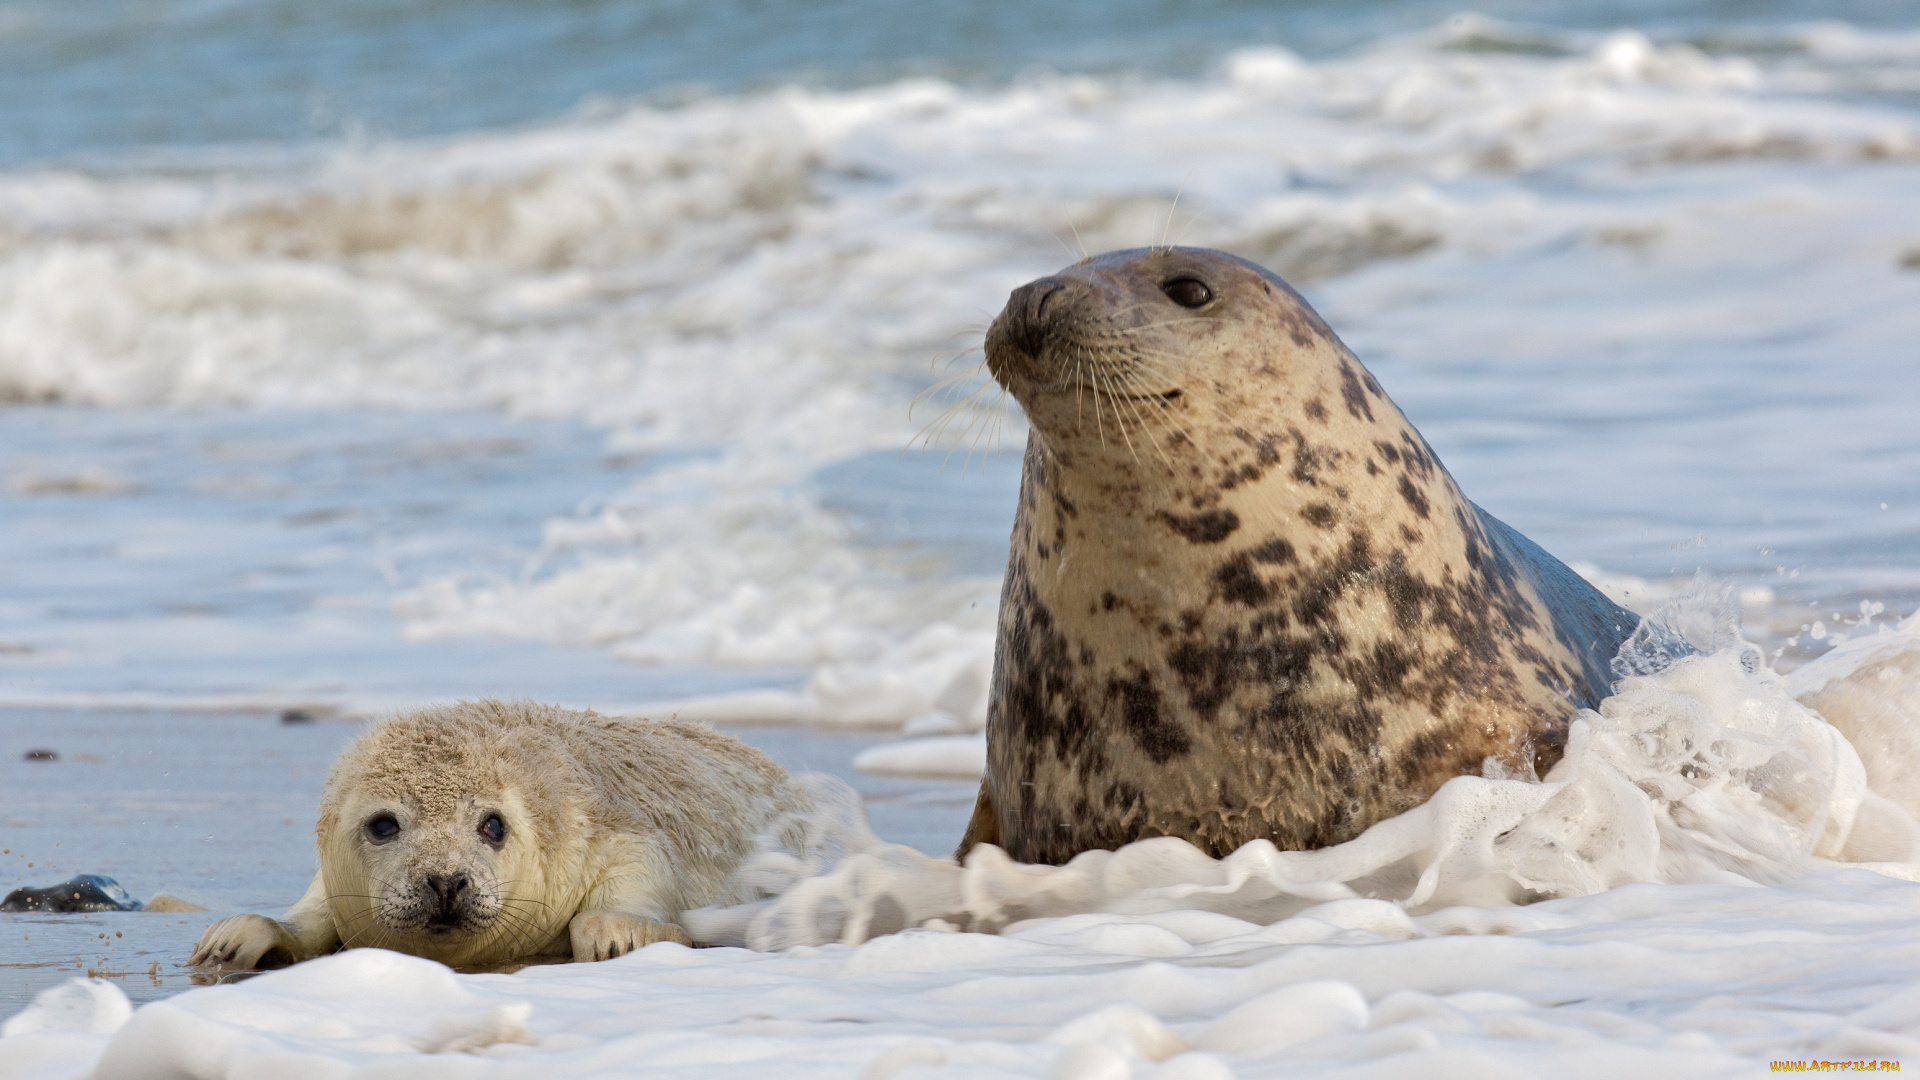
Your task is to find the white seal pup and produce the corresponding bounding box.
[960,247,1636,864]
[191,700,811,970]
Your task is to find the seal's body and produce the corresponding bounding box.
[191,701,810,971]
[960,248,1634,865]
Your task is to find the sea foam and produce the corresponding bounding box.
[9,611,1920,1077]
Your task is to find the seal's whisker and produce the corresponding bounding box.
[1085,347,1111,449]
[931,376,1017,470]
[1093,362,1142,462]
[915,372,1012,458]
[967,382,1012,463]
[1072,347,1088,429]
[1124,350,1238,427]
[1105,364,1173,466]
[910,366,994,431]
[910,354,989,411]
[1160,173,1189,251]
[334,909,387,950]
[1172,207,1204,249]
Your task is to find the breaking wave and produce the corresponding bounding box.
[3,17,1917,722]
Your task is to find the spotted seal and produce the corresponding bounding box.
[958,247,1635,865]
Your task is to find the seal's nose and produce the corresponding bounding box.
[424,872,470,925]
[1004,276,1068,357]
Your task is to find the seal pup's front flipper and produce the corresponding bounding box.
[568,910,692,961]
[189,871,340,970]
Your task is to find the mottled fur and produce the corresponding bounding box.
[962,248,1634,865]
[191,700,810,971]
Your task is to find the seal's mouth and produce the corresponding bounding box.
[376,870,502,938]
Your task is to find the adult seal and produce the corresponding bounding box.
[959,247,1635,865]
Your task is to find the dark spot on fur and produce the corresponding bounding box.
[1109,672,1190,763]
[1304,398,1327,422]
[1291,532,1374,630]
[1250,538,1295,564]
[1302,503,1336,528]
[1398,432,1436,480]
[1214,555,1270,606]
[1220,463,1261,489]
[1398,524,1422,545]
[1274,303,1319,347]
[1397,475,1430,519]
[1158,509,1241,543]
[1290,433,1336,487]
[1100,591,1119,612]
[1339,361,1376,422]
[1221,432,1282,491]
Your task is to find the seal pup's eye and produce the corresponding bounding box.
[479,814,507,845]
[364,814,400,843]
[1162,277,1213,308]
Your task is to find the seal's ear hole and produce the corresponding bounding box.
[364,814,400,843]
[1162,277,1213,308]
[479,814,507,845]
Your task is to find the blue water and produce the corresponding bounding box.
[3,0,1917,166]
[1,0,1917,707]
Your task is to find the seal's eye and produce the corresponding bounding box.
[1162,277,1212,309]
[479,814,506,845]
[364,814,400,842]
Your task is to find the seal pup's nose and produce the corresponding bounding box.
[424,872,470,926]
[1004,276,1068,357]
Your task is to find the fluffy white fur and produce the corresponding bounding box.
[190,700,813,970]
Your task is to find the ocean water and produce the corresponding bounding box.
[5,0,1920,1073]
[3,0,1919,727]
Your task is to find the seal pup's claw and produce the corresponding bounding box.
[189,913,302,971]
[569,910,691,962]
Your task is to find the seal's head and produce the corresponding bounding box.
[986,246,1344,464]
[317,706,585,967]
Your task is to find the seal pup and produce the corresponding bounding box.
[960,247,1635,865]
[191,700,812,971]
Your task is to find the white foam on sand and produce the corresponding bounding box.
[4,20,1919,722]
[9,602,1920,1076]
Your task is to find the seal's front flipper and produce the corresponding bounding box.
[569,910,691,962]
[189,913,303,970]
[955,781,1000,860]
